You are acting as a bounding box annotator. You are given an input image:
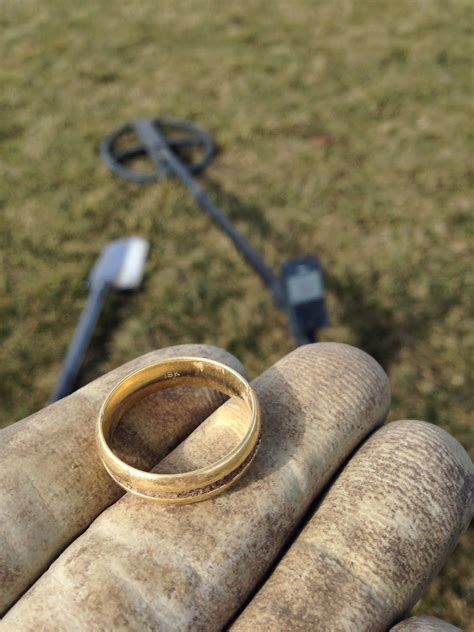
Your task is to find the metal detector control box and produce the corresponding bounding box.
[281,256,328,344]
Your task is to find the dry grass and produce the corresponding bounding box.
[0,0,472,625]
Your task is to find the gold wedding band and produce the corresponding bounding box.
[96,357,261,504]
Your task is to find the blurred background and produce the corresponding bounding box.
[0,0,472,625]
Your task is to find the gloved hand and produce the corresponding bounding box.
[0,343,471,631]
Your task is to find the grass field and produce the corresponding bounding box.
[1,0,472,626]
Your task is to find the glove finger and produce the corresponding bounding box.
[4,343,390,631]
[0,344,245,614]
[390,615,462,631]
[230,420,473,632]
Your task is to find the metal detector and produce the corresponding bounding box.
[50,237,149,402]
[101,117,328,345]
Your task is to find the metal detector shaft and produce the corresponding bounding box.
[50,284,109,402]
[133,120,283,303]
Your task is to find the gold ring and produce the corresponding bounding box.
[96,356,261,504]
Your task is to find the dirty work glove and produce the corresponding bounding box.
[0,343,471,631]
